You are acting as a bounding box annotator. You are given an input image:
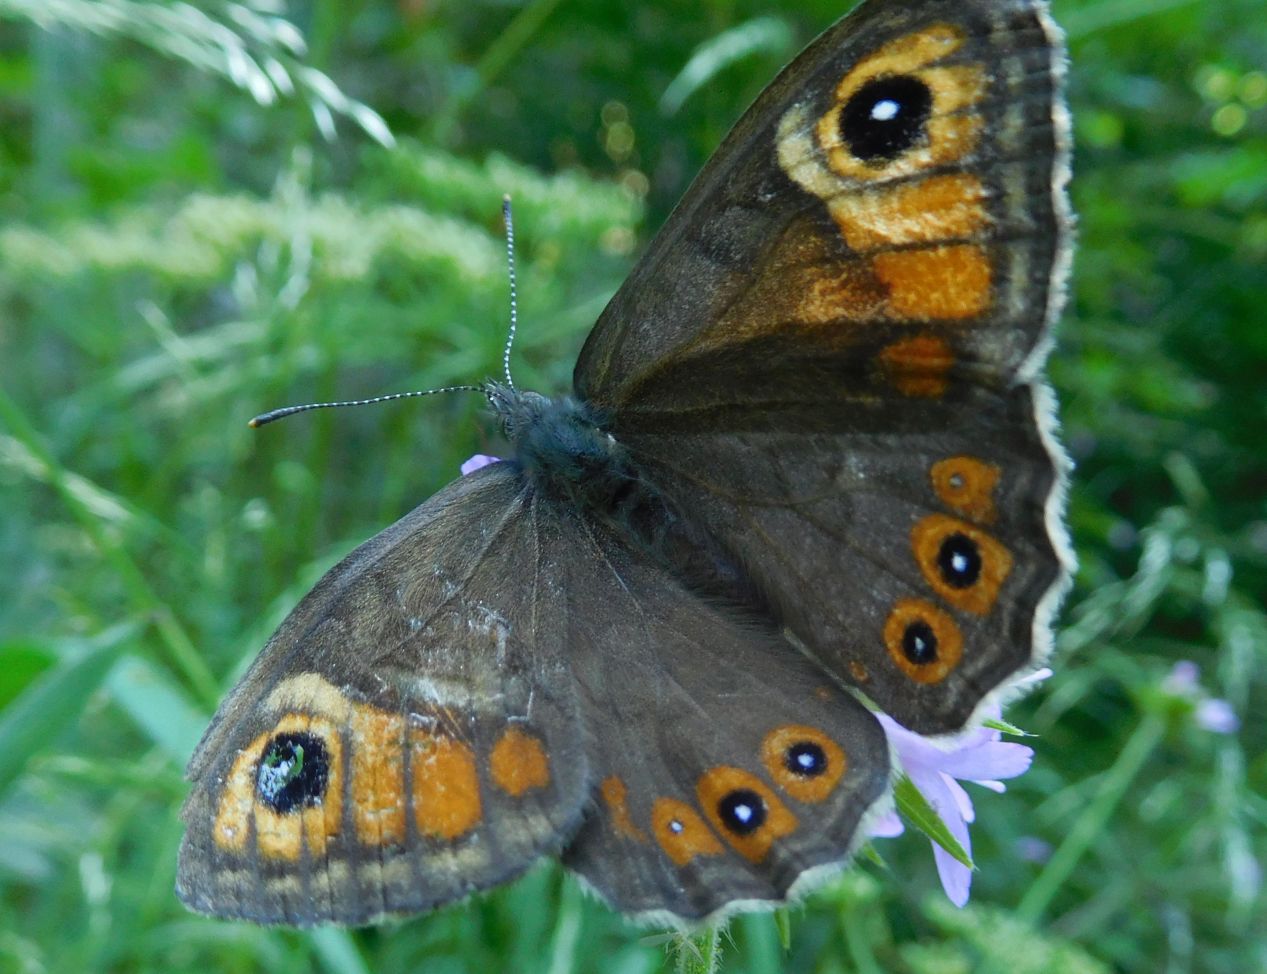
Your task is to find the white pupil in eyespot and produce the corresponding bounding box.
[796,752,816,770]
[668,819,684,834]
[733,802,755,824]
[870,98,901,122]
[952,552,969,573]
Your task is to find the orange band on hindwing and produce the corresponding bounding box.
[695,766,797,863]
[931,456,1001,523]
[761,724,847,804]
[884,598,965,684]
[910,513,1013,614]
[601,776,647,842]
[652,798,724,866]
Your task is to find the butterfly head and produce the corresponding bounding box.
[483,382,631,504]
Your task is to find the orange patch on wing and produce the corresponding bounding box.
[695,767,797,864]
[651,798,724,866]
[797,266,887,325]
[761,724,847,804]
[489,727,551,797]
[878,334,955,398]
[883,598,965,685]
[601,776,647,842]
[873,244,991,321]
[252,714,344,861]
[911,513,1014,614]
[848,661,870,683]
[213,730,271,852]
[349,706,407,847]
[832,174,989,251]
[410,731,482,840]
[931,456,1001,523]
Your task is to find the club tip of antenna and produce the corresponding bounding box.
[503,193,512,204]
[247,416,262,428]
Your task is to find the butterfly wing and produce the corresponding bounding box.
[179,462,890,924]
[178,464,591,924]
[574,0,1072,733]
[556,521,889,922]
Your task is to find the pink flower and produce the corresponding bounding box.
[460,454,500,476]
[870,670,1046,906]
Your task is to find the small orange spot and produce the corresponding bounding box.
[814,685,834,702]
[651,798,724,866]
[931,456,1001,523]
[600,776,647,842]
[252,714,344,861]
[848,661,870,683]
[761,725,847,804]
[878,334,955,398]
[833,174,989,251]
[911,513,1014,614]
[884,598,965,684]
[695,767,797,863]
[349,706,406,847]
[489,727,551,797]
[410,731,482,840]
[873,244,991,321]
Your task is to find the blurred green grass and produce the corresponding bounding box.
[1,0,1264,971]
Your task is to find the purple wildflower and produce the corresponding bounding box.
[460,454,500,476]
[870,669,1047,906]
[1162,660,1239,734]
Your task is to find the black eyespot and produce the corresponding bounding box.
[255,732,330,814]
[840,75,933,162]
[718,789,767,835]
[902,619,939,665]
[937,532,982,588]
[785,741,828,778]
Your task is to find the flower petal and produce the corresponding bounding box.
[1196,698,1240,734]
[460,454,500,476]
[942,774,976,825]
[868,809,905,838]
[934,740,1034,782]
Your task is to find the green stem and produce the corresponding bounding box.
[675,925,722,974]
[1016,713,1166,923]
[841,903,884,974]
[0,386,220,707]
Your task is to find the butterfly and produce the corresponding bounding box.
[178,0,1073,927]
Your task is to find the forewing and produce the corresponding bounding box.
[574,0,1071,733]
[178,464,589,925]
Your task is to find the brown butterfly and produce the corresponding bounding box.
[178,0,1073,926]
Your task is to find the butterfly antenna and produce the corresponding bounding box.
[501,194,518,390]
[248,385,482,428]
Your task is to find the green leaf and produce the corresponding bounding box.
[105,655,209,764]
[981,716,1032,737]
[660,17,794,114]
[894,775,974,870]
[0,623,135,797]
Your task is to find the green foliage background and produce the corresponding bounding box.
[1,0,1263,971]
